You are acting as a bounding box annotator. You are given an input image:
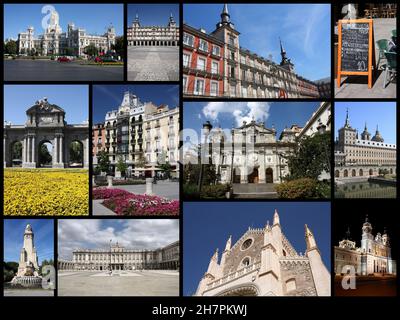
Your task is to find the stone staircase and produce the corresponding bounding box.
[232,183,278,199]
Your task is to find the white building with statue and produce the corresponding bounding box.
[4,98,89,168]
[195,209,331,296]
[17,7,116,56]
[334,215,396,276]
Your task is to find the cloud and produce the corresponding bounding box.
[58,219,179,260]
[202,102,270,127]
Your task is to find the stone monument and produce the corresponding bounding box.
[11,224,42,287]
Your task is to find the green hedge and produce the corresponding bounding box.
[183,184,231,199]
[276,178,330,199]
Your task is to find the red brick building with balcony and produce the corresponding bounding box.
[183,24,225,98]
[92,123,106,159]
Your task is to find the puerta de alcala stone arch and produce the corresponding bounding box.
[4,98,89,168]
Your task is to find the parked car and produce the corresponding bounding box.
[94,55,118,63]
[57,56,71,62]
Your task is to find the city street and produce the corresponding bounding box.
[4,59,124,81]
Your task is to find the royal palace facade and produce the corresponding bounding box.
[17,8,116,56]
[58,241,179,271]
[127,13,179,46]
[93,91,179,178]
[183,4,323,99]
[334,216,396,276]
[334,109,396,179]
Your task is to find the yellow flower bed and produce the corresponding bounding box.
[4,169,89,216]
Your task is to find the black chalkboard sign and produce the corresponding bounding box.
[341,23,369,72]
[337,19,374,89]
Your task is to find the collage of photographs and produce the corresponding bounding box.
[1,2,398,302]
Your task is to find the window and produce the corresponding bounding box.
[194,79,204,95]
[183,76,188,93]
[229,36,235,46]
[197,57,206,71]
[241,257,250,267]
[230,51,235,60]
[230,85,236,97]
[199,39,208,52]
[241,238,253,250]
[211,61,218,74]
[230,66,235,78]
[210,82,218,96]
[286,279,296,292]
[242,87,247,98]
[183,53,190,67]
[212,45,220,56]
[183,33,194,47]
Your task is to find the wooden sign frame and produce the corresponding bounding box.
[337,19,374,89]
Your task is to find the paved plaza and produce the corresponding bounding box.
[3,288,54,296]
[93,181,179,215]
[128,46,179,81]
[335,19,396,98]
[58,270,179,296]
[4,59,123,81]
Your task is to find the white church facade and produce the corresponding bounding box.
[195,210,331,296]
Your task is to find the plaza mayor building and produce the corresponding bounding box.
[183,4,321,98]
[17,8,116,56]
[127,13,179,46]
[334,110,396,179]
[334,216,396,276]
[195,210,330,296]
[58,241,179,271]
[93,91,179,177]
[195,102,331,184]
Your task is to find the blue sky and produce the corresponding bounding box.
[4,85,88,124]
[184,101,322,140]
[335,102,396,144]
[4,4,123,39]
[58,219,179,260]
[183,202,331,296]
[127,4,179,27]
[93,85,179,123]
[184,4,331,81]
[4,219,54,264]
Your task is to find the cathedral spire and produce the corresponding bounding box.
[305,224,317,250]
[224,235,232,251]
[344,108,351,128]
[345,226,351,240]
[273,209,280,225]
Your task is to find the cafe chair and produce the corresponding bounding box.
[376,39,390,69]
[382,51,397,89]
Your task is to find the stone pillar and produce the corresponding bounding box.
[60,135,63,166]
[22,137,26,164]
[84,137,89,168]
[27,136,31,163]
[107,176,113,188]
[259,151,266,183]
[240,165,247,184]
[54,135,58,165]
[4,135,7,168]
[145,178,153,195]
[32,135,36,167]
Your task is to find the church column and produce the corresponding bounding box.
[27,135,31,163]
[259,150,266,183]
[60,135,64,166]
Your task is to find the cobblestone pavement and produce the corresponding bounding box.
[128,46,179,81]
[58,270,179,296]
[3,288,54,296]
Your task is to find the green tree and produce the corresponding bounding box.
[135,152,147,168]
[84,44,99,57]
[69,141,83,164]
[11,142,23,160]
[39,143,52,165]
[96,150,111,173]
[111,36,124,58]
[5,40,17,55]
[286,132,331,180]
[116,156,128,177]
[64,47,74,56]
